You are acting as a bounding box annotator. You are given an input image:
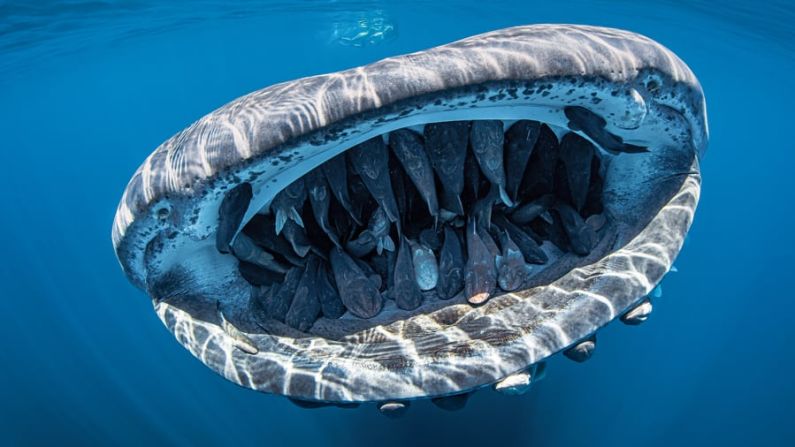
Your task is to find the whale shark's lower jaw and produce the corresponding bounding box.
[111,25,707,412]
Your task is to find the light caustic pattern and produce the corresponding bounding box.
[113,24,707,405]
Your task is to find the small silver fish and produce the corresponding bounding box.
[409,240,438,291]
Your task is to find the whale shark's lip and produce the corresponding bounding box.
[111,24,707,405]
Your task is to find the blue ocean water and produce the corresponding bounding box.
[1,1,793,445]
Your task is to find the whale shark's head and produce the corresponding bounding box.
[112,24,706,413]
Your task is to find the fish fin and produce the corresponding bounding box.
[275,210,287,235]
[382,236,396,253]
[670,265,679,273]
[327,231,342,249]
[289,207,304,228]
[382,201,400,223]
[376,239,384,255]
[507,248,523,258]
[346,205,363,226]
[294,243,311,257]
[540,211,553,225]
[453,195,464,215]
[499,185,514,207]
[495,255,504,269]
[440,192,464,216]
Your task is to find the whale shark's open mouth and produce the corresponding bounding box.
[112,24,707,414]
[227,116,629,337]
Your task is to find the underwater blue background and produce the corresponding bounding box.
[1,1,793,445]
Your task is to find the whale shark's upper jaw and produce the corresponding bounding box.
[111,24,707,407]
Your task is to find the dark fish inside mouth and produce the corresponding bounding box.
[227,118,611,328]
[112,24,706,410]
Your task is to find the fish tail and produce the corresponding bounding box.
[498,185,514,207]
[345,203,363,226]
[440,190,464,216]
[275,210,287,235]
[289,207,305,228]
[382,235,396,253]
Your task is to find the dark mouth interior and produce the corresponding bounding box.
[221,119,608,336]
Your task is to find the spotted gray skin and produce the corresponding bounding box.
[112,25,707,403]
